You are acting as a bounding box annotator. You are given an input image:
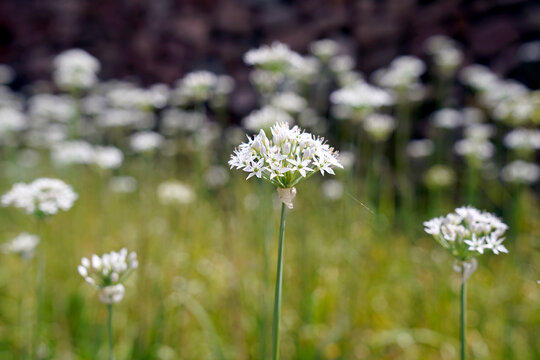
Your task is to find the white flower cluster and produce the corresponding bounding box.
[431,108,463,129]
[229,122,343,189]
[363,113,396,142]
[244,42,304,72]
[501,160,540,185]
[424,206,508,260]
[373,56,426,90]
[242,106,293,132]
[78,248,138,304]
[309,39,340,61]
[173,71,233,104]
[107,83,170,110]
[454,137,495,164]
[0,107,26,136]
[53,49,100,90]
[424,35,463,73]
[503,128,540,154]
[157,181,195,206]
[51,141,123,169]
[1,232,40,260]
[130,131,164,153]
[270,92,307,114]
[28,94,76,124]
[330,81,394,110]
[1,178,78,217]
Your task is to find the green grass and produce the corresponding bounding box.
[0,154,539,360]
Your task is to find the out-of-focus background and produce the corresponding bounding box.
[0,1,540,360]
[2,0,540,113]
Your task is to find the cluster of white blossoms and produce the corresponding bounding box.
[129,131,164,153]
[1,232,40,260]
[373,55,426,90]
[503,128,540,154]
[157,180,195,206]
[0,107,26,136]
[431,108,463,129]
[28,94,76,124]
[330,80,394,111]
[309,39,340,62]
[244,42,303,72]
[229,122,342,207]
[173,71,234,105]
[78,248,138,304]
[501,160,540,185]
[424,165,456,189]
[424,35,463,73]
[1,178,78,217]
[242,106,293,132]
[53,49,100,91]
[363,113,396,142]
[51,141,123,169]
[270,92,307,114]
[424,206,509,261]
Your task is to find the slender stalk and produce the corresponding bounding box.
[34,219,45,358]
[108,303,114,360]
[271,203,287,360]
[460,263,467,360]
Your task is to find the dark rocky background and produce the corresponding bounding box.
[1,0,539,101]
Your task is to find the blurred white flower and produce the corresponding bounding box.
[373,55,425,90]
[0,107,26,136]
[157,181,195,206]
[309,39,340,61]
[174,71,217,104]
[130,131,164,153]
[53,49,100,90]
[161,109,205,134]
[1,178,78,217]
[2,232,40,260]
[97,108,142,128]
[424,206,508,260]
[28,94,76,124]
[337,151,356,169]
[78,248,138,304]
[464,123,496,140]
[270,92,307,114]
[242,106,293,132]
[94,146,123,170]
[363,113,396,142]
[244,41,303,72]
[331,80,394,110]
[462,107,486,125]
[454,138,494,162]
[322,180,344,201]
[51,140,95,166]
[503,128,540,153]
[329,55,356,74]
[109,176,137,193]
[501,160,540,185]
[204,166,229,189]
[424,35,463,72]
[459,64,499,92]
[431,108,463,129]
[424,165,456,189]
[407,139,434,159]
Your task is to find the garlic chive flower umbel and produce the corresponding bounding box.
[229,121,343,208]
[1,178,78,218]
[229,121,342,360]
[78,248,138,304]
[79,248,138,360]
[423,206,509,360]
[423,206,509,261]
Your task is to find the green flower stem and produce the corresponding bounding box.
[108,303,114,360]
[35,219,45,358]
[272,203,287,360]
[460,263,467,360]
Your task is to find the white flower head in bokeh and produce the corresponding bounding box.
[53,49,100,91]
[2,232,40,260]
[78,248,138,304]
[157,181,195,206]
[242,106,293,132]
[2,178,78,217]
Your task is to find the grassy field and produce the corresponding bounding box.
[0,153,539,360]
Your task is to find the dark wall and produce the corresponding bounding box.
[1,0,539,89]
